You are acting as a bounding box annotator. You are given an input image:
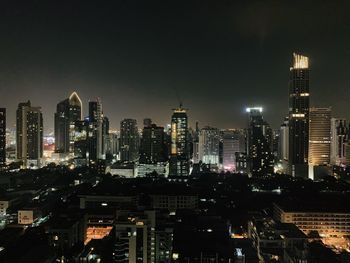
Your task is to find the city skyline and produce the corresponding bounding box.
[0,1,350,130]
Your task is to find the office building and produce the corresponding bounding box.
[222,129,245,171]
[169,105,190,179]
[16,101,43,167]
[87,99,105,164]
[288,53,310,177]
[198,126,220,167]
[330,118,348,166]
[140,124,167,164]
[308,107,331,167]
[54,91,82,155]
[120,119,139,162]
[278,118,289,162]
[0,108,5,168]
[246,107,274,176]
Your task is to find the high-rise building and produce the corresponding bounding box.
[16,101,43,167]
[198,126,220,166]
[140,124,167,164]
[0,108,5,169]
[308,107,331,166]
[246,107,274,176]
[120,119,139,162]
[288,53,310,177]
[278,117,289,162]
[222,129,245,171]
[87,99,105,164]
[169,105,189,178]
[54,92,82,155]
[330,118,348,166]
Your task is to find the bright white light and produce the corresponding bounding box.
[246,107,263,113]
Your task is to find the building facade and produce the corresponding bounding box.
[169,105,190,179]
[330,118,348,166]
[308,107,331,166]
[246,107,274,176]
[120,119,139,162]
[198,126,220,166]
[288,53,310,177]
[54,92,82,155]
[222,129,245,171]
[16,101,43,168]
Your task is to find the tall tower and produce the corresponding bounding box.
[87,99,104,163]
[246,107,274,176]
[54,91,82,154]
[288,53,310,177]
[120,119,139,162]
[308,107,331,166]
[16,101,43,168]
[0,108,5,169]
[169,105,189,179]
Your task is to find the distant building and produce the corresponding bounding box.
[198,126,220,166]
[278,117,289,162]
[54,92,82,155]
[120,119,139,162]
[140,124,167,164]
[288,53,310,177]
[0,108,5,169]
[16,101,43,168]
[73,119,89,166]
[246,107,274,176]
[330,118,348,166]
[222,129,245,171]
[308,107,331,166]
[169,105,190,179]
[87,99,105,164]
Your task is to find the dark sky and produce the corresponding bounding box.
[0,0,350,132]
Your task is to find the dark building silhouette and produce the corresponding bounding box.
[87,99,105,164]
[246,107,274,176]
[16,101,43,167]
[54,92,82,154]
[0,108,5,169]
[120,119,139,162]
[169,105,190,179]
[139,124,167,164]
[288,53,310,177]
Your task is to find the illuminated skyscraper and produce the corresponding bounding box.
[330,118,348,166]
[198,126,220,166]
[120,119,139,162]
[246,107,274,176]
[16,101,43,167]
[308,107,331,166]
[0,108,5,169]
[169,105,189,178]
[54,91,82,154]
[288,53,310,177]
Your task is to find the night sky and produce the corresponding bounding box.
[0,0,350,132]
